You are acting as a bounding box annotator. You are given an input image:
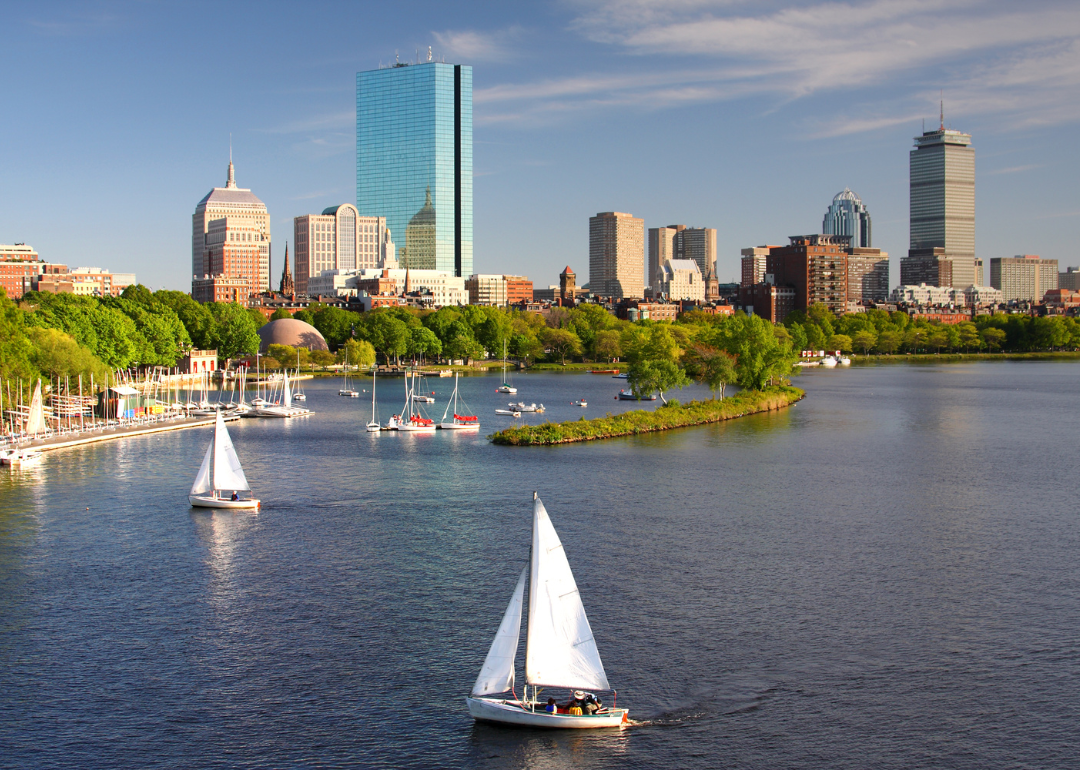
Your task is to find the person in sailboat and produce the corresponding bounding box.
[231,491,239,501]
[545,697,558,714]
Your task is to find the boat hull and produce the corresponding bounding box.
[189,495,260,509]
[496,386,517,394]
[466,697,628,729]
[397,424,436,432]
[440,422,479,430]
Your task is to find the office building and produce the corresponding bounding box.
[990,255,1058,303]
[766,234,850,315]
[739,283,796,323]
[847,248,889,304]
[905,122,976,288]
[648,225,716,288]
[741,247,770,288]
[466,274,508,306]
[356,60,472,277]
[307,267,466,307]
[1058,266,1080,291]
[823,188,872,248]
[192,159,270,300]
[658,259,705,303]
[590,211,644,299]
[294,205,393,295]
[505,276,533,305]
[192,275,251,305]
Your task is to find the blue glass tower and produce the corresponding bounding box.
[822,188,872,248]
[357,61,473,277]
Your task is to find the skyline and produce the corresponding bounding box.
[1,1,1078,292]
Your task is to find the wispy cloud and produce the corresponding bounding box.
[985,164,1045,176]
[258,111,354,135]
[26,7,124,36]
[478,1,1080,132]
[432,26,525,62]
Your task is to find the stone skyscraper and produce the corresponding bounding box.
[356,59,472,277]
[903,117,976,288]
[590,212,644,299]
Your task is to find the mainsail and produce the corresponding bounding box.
[25,382,46,436]
[471,567,527,697]
[190,442,213,496]
[283,375,292,408]
[212,413,250,491]
[524,497,610,691]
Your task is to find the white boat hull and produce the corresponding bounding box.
[496,386,517,394]
[366,423,381,432]
[440,422,479,430]
[397,424,436,432]
[189,494,260,509]
[466,697,628,729]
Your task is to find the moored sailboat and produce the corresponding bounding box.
[465,493,628,729]
[496,340,517,394]
[188,413,260,509]
[439,373,479,430]
[366,368,380,432]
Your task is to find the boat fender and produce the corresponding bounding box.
[568,706,583,716]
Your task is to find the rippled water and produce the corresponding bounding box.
[1,363,1078,769]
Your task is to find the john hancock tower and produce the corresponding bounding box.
[357,59,473,278]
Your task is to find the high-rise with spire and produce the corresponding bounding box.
[279,243,294,295]
[191,158,271,302]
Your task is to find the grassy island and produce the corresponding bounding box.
[489,386,803,446]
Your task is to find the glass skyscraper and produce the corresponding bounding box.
[822,188,872,248]
[357,61,472,277]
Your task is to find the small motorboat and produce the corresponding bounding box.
[495,408,521,417]
[413,393,435,403]
[617,389,656,401]
[339,389,361,397]
[572,399,587,407]
[587,369,619,374]
[509,402,543,413]
[2,449,43,467]
[820,356,838,368]
[611,373,629,379]
[839,356,852,366]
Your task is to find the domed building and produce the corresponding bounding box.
[257,318,329,354]
[822,188,872,248]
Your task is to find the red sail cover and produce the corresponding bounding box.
[454,414,478,421]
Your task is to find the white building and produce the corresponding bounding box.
[890,283,999,306]
[964,285,1004,307]
[307,268,466,307]
[293,204,395,295]
[658,259,704,302]
[466,274,508,306]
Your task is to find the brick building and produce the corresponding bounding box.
[766,234,850,314]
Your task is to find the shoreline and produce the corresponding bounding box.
[489,386,803,446]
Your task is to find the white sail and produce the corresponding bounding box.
[524,497,610,691]
[190,441,213,495]
[283,373,292,407]
[212,413,250,491]
[471,567,527,697]
[26,382,46,435]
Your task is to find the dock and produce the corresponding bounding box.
[10,414,239,455]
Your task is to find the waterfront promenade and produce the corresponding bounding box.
[6,413,235,455]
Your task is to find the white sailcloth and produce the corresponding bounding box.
[26,382,46,435]
[212,413,250,491]
[524,497,610,691]
[283,375,292,408]
[471,567,527,697]
[190,442,213,496]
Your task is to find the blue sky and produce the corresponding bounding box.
[2,0,1077,291]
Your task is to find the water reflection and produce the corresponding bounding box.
[467,722,631,769]
[190,509,259,608]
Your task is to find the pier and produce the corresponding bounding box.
[8,413,238,455]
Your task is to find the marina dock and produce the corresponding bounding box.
[10,414,238,455]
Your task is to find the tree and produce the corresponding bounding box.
[508,331,543,365]
[312,306,358,349]
[981,327,1006,351]
[851,329,877,355]
[365,312,409,364]
[247,308,268,330]
[155,290,216,349]
[708,313,795,390]
[337,338,376,369]
[267,344,299,369]
[803,322,827,352]
[688,345,737,399]
[0,287,40,398]
[311,349,336,370]
[540,326,583,365]
[270,308,293,321]
[957,322,981,352]
[27,326,110,384]
[407,326,442,364]
[594,329,622,362]
[627,359,689,404]
[826,334,853,354]
[208,302,261,360]
[875,330,901,354]
[926,328,949,353]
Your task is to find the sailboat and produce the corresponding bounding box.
[339,348,360,397]
[395,370,436,432]
[366,368,380,432]
[439,373,479,430]
[3,382,47,466]
[294,350,307,401]
[496,340,517,395]
[466,493,629,729]
[188,412,260,509]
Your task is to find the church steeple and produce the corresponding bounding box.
[279,242,294,295]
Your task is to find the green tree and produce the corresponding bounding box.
[311,349,336,370]
[875,330,901,354]
[540,326,583,365]
[365,312,409,363]
[155,290,216,349]
[337,338,376,369]
[208,302,261,360]
[407,325,442,364]
[508,331,543,365]
[594,329,622,362]
[247,308,268,330]
[957,322,981,352]
[708,313,795,390]
[27,327,109,384]
[688,345,737,399]
[981,327,1006,351]
[0,287,40,399]
[270,308,293,321]
[826,334,853,354]
[627,359,689,404]
[851,329,877,355]
[266,344,298,369]
[312,306,358,349]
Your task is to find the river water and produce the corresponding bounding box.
[1,363,1077,769]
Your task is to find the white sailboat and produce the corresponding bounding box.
[366,368,380,432]
[396,370,436,432]
[339,348,360,397]
[188,412,260,509]
[496,340,517,395]
[439,373,479,430]
[466,493,629,729]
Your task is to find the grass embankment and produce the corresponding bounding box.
[490,386,803,446]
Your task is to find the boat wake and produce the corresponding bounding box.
[626,684,780,728]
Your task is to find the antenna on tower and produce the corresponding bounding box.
[229,133,232,163]
[427,45,432,62]
[940,90,944,130]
